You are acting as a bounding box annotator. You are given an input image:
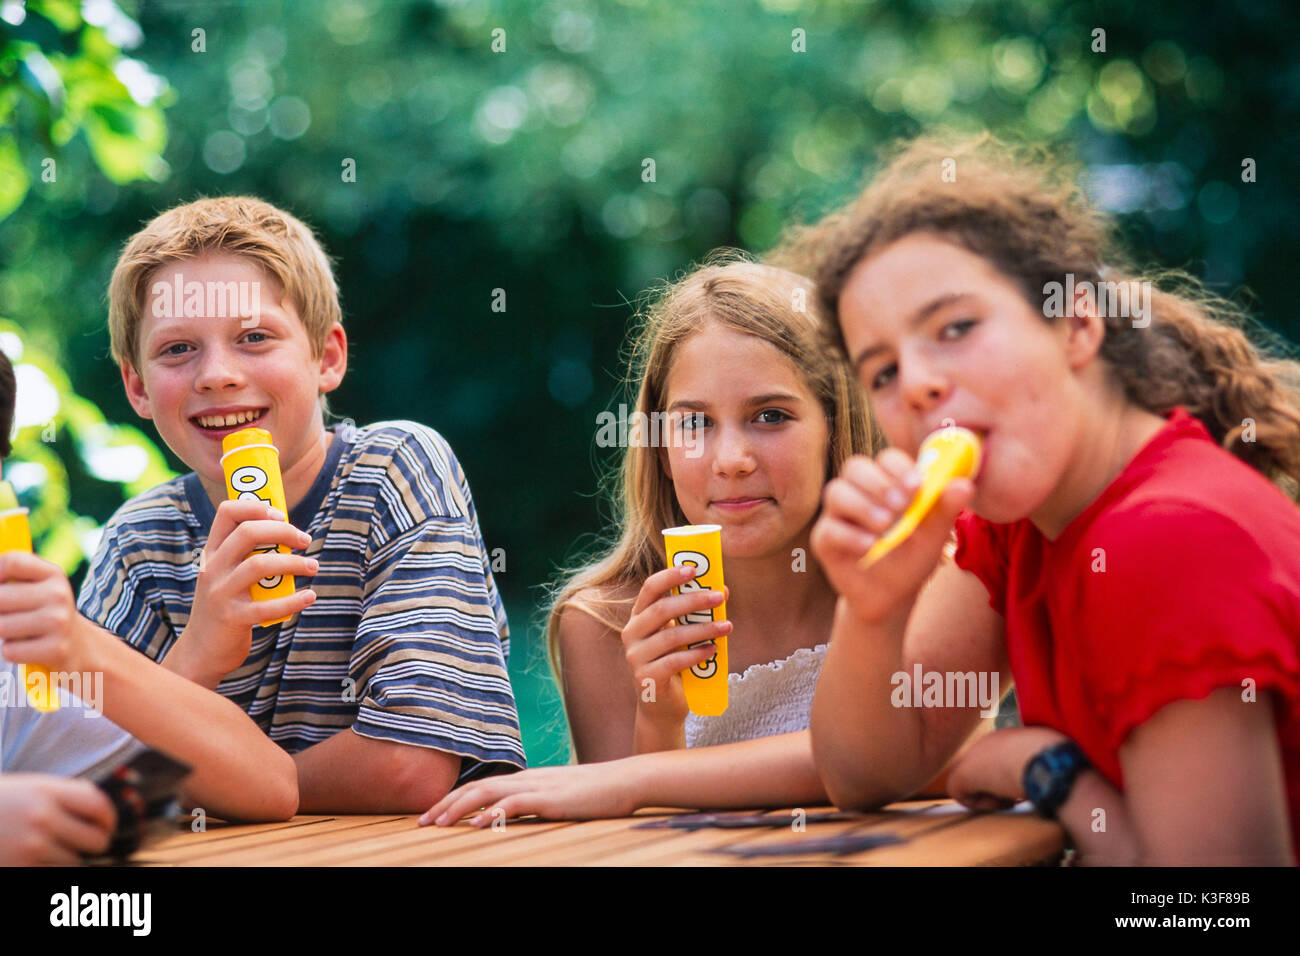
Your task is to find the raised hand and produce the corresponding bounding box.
[622,564,732,751]
[167,498,318,688]
[812,448,973,625]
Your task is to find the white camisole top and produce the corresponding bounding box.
[684,643,829,748]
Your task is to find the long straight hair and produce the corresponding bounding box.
[544,252,878,695]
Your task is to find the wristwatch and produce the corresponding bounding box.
[1022,741,1091,819]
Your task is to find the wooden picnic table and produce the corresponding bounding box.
[128,799,1065,866]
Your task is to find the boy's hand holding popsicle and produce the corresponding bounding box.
[811,427,979,627]
[165,497,318,690]
[167,428,318,689]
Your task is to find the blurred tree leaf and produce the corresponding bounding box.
[0,0,169,213]
[0,131,27,218]
[83,97,166,180]
[0,319,176,574]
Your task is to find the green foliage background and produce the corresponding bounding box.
[2,0,1297,766]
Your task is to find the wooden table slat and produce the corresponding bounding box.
[125,801,1064,867]
[852,810,1065,866]
[166,817,439,867]
[141,814,340,854]
[508,810,842,867]
[419,818,721,867]
[267,819,580,867]
[137,815,406,865]
[358,815,691,867]
[592,807,967,868]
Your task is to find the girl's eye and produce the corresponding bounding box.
[756,409,789,425]
[870,363,897,391]
[243,331,269,344]
[681,413,709,432]
[940,319,977,340]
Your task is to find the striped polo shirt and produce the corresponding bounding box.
[76,420,525,783]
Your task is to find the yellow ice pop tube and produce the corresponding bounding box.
[0,480,58,711]
[860,426,982,569]
[221,428,296,626]
[662,524,728,716]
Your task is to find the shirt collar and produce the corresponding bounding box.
[182,424,351,534]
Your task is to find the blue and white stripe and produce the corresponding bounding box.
[77,419,525,783]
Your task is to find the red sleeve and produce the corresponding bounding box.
[952,509,1009,616]
[1077,502,1300,755]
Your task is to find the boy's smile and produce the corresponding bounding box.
[190,405,270,437]
[121,251,347,510]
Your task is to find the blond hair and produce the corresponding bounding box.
[108,196,341,369]
[772,132,1300,500]
[544,252,878,688]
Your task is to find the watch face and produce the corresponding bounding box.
[1026,762,1054,797]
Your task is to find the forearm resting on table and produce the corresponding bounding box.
[621,731,826,811]
[88,624,298,821]
[913,716,998,797]
[292,727,461,813]
[811,605,938,807]
[1061,690,1296,866]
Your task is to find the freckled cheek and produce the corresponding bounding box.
[989,325,1064,396]
[947,341,1001,404]
[666,450,709,497]
[143,373,185,410]
[770,443,826,511]
[862,397,907,449]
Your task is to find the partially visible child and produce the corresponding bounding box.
[423,256,986,827]
[0,347,116,866]
[782,133,1300,864]
[0,340,304,865]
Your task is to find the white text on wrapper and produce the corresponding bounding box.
[229,463,285,590]
[671,550,719,679]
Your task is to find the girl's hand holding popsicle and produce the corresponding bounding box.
[811,441,975,628]
[859,427,981,568]
[165,497,318,689]
[621,564,732,752]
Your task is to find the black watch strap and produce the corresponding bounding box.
[1022,741,1091,819]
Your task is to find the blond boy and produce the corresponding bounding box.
[72,196,523,812]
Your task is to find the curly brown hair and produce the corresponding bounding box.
[770,132,1300,500]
